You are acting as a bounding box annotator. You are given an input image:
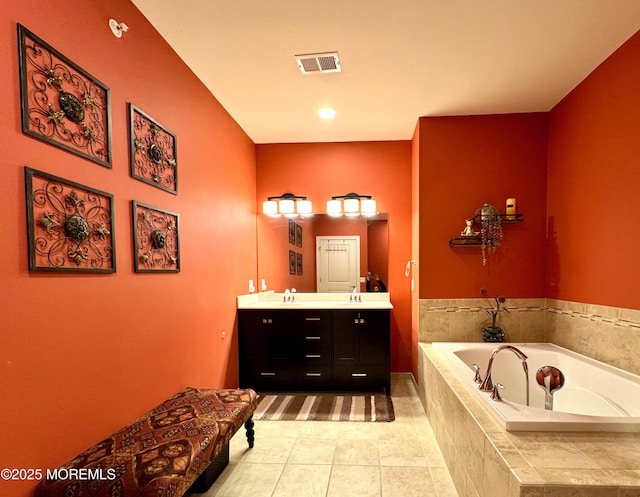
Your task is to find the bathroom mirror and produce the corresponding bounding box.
[257,213,389,293]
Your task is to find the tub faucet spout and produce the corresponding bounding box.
[479,345,530,406]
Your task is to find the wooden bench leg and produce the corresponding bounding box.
[244,415,255,448]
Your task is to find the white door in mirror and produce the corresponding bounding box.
[316,236,360,292]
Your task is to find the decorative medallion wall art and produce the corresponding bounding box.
[25,167,115,272]
[18,25,112,168]
[129,104,178,194]
[132,201,180,273]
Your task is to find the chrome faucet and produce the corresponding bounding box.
[349,286,362,302]
[479,345,530,406]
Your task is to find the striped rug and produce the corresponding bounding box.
[253,393,395,422]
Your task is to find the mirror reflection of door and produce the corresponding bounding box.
[316,236,360,292]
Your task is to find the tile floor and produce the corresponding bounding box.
[193,374,459,497]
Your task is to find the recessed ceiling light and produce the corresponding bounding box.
[318,107,336,120]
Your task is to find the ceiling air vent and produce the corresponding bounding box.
[295,52,341,74]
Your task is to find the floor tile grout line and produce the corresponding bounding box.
[202,376,458,497]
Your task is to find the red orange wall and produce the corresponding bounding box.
[256,142,413,372]
[547,30,640,310]
[1,1,256,495]
[417,114,548,299]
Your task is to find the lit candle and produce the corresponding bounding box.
[506,198,516,220]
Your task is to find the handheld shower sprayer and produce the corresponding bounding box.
[405,260,416,291]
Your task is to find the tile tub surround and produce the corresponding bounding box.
[546,299,640,377]
[417,343,640,497]
[419,298,640,376]
[419,298,547,344]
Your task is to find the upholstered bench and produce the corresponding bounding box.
[35,387,257,497]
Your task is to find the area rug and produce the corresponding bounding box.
[253,393,395,422]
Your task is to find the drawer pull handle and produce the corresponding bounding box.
[306,354,321,358]
[260,372,276,376]
[351,373,368,377]
[305,317,321,321]
[262,318,273,324]
[306,372,322,377]
[306,336,321,340]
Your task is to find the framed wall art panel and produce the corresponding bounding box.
[296,252,303,275]
[25,167,115,272]
[132,201,180,273]
[288,219,295,244]
[289,250,296,275]
[129,104,178,194]
[18,24,112,168]
[295,223,302,247]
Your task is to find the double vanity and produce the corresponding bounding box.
[237,292,393,394]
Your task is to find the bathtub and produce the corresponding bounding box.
[430,342,640,432]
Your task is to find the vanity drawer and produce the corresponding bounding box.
[295,311,332,332]
[243,363,295,390]
[333,365,387,391]
[296,366,332,386]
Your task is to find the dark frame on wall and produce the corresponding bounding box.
[288,219,295,244]
[129,104,178,194]
[295,224,302,248]
[17,24,112,168]
[289,250,296,275]
[131,201,180,273]
[296,252,303,275]
[25,167,115,273]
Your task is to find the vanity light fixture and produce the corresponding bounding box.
[263,193,313,217]
[327,193,377,217]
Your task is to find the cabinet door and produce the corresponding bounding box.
[333,311,359,364]
[238,311,271,361]
[358,311,389,364]
[238,310,297,390]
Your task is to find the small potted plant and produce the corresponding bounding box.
[482,295,508,342]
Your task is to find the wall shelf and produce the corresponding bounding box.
[449,213,523,247]
[449,237,484,247]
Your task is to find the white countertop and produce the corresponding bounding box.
[237,292,393,310]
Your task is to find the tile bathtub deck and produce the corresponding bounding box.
[192,374,459,497]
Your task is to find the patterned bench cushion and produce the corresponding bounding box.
[35,387,257,497]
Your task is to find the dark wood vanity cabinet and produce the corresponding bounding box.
[238,308,390,394]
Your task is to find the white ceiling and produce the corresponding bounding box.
[131,0,640,144]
